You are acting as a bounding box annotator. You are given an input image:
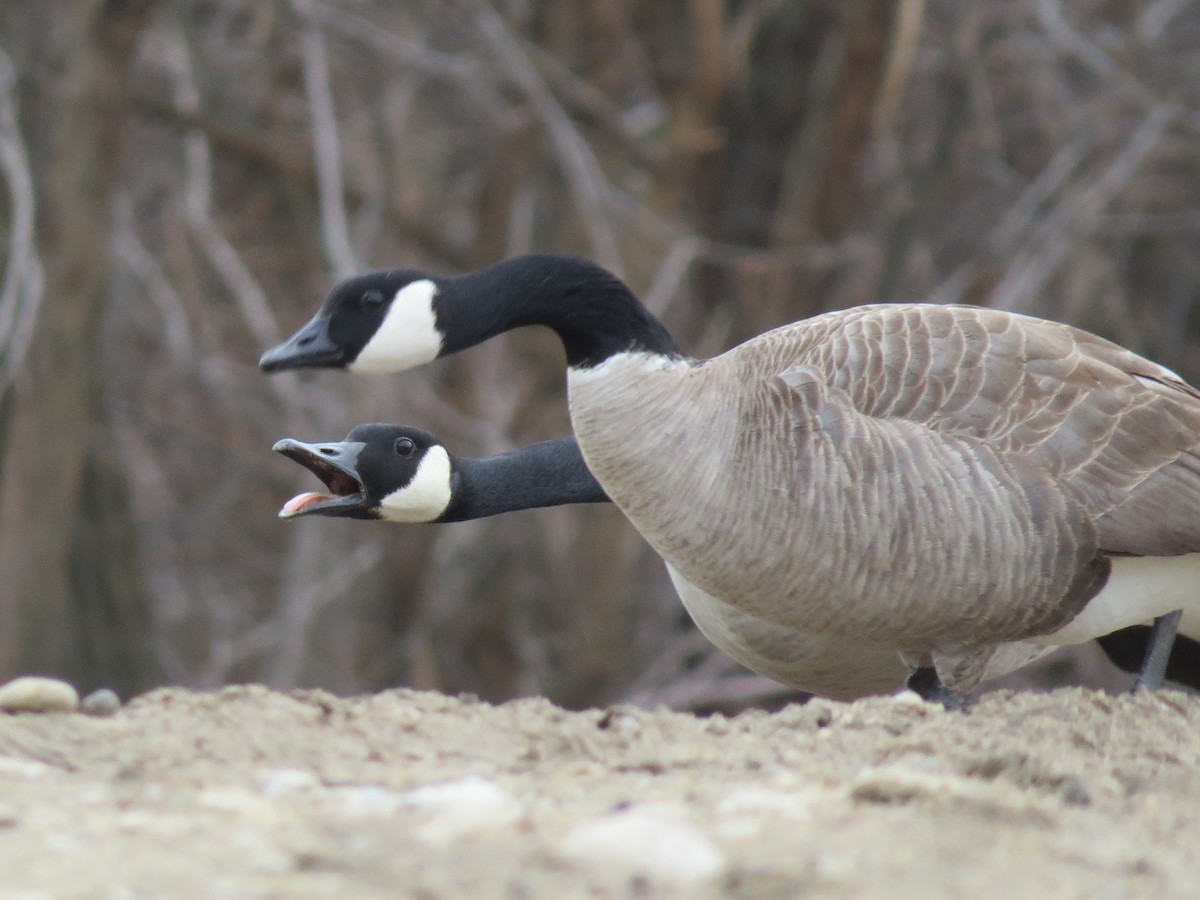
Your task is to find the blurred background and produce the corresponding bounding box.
[0,0,1196,709]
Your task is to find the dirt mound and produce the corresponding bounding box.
[0,686,1197,897]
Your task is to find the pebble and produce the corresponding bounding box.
[557,804,725,886]
[257,767,320,797]
[332,785,405,818]
[80,688,121,717]
[400,776,523,843]
[0,677,79,714]
[0,756,51,779]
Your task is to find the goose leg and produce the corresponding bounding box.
[1133,609,1183,693]
[904,667,970,710]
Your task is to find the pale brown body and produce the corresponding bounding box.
[569,304,1200,689]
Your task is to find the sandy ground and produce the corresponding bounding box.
[1,686,1199,898]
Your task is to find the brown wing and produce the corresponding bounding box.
[783,304,1200,556]
[772,366,1110,648]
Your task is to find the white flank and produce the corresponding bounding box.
[349,279,443,373]
[378,446,453,522]
[1034,553,1200,645]
[664,565,911,698]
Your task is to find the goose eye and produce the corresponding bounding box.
[362,288,385,309]
[394,437,416,458]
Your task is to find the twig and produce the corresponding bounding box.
[988,129,1097,253]
[1034,0,1200,138]
[0,47,45,395]
[605,181,864,287]
[452,0,624,274]
[111,419,203,685]
[162,30,316,430]
[308,1,507,117]
[929,129,1096,305]
[872,0,927,132]
[643,237,702,316]
[133,90,468,268]
[292,0,360,279]
[264,533,384,687]
[520,29,669,168]
[113,193,195,366]
[1137,0,1192,43]
[991,106,1170,312]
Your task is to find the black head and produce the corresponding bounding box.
[259,255,679,375]
[259,269,445,373]
[274,424,455,522]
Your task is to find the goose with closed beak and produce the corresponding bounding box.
[261,255,1200,698]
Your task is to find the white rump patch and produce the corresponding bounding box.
[378,445,453,522]
[1035,553,1200,645]
[350,279,443,373]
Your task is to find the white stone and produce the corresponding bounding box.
[80,688,120,717]
[400,776,523,843]
[257,767,320,797]
[0,757,51,779]
[196,786,277,820]
[331,785,405,818]
[0,677,78,714]
[557,804,725,886]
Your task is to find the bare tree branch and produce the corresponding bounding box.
[1137,0,1193,43]
[293,0,360,279]
[232,539,382,686]
[643,237,701,316]
[0,47,45,396]
[113,193,195,366]
[309,1,507,116]
[991,106,1170,313]
[453,0,624,274]
[1034,0,1200,137]
[872,0,927,132]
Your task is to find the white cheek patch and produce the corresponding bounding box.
[349,279,444,373]
[378,446,453,522]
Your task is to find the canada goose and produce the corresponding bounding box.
[261,255,1200,698]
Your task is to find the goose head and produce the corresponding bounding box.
[259,254,679,374]
[260,271,445,374]
[274,424,453,523]
[275,424,608,523]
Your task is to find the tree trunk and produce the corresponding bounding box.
[0,0,157,683]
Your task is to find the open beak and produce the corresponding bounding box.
[273,438,368,519]
[260,316,345,372]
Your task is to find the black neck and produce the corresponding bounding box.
[435,255,681,369]
[436,437,610,522]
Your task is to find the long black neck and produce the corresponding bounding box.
[435,255,681,369]
[436,437,610,522]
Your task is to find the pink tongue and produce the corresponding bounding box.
[280,491,329,517]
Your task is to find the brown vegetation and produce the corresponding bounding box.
[0,0,1196,707]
